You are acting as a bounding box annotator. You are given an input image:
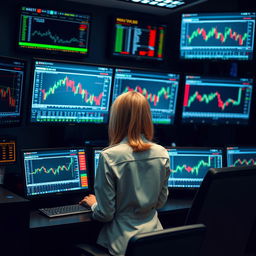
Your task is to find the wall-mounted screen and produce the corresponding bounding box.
[112,69,179,124]
[182,76,253,125]
[166,147,223,188]
[30,60,113,124]
[112,17,166,61]
[18,6,90,55]
[0,56,25,125]
[226,147,256,167]
[180,12,256,60]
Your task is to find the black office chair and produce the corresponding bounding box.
[185,166,256,256]
[75,224,206,256]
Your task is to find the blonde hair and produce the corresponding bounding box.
[108,91,154,152]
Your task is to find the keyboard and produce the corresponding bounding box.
[39,204,91,218]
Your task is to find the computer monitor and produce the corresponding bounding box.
[166,147,223,188]
[30,59,113,124]
[22,147,89,198]
[18,6,90,56]
[180,12,256,60]
[182,76,253,125]
[112,17,166,61]
[226,147,256,167]
[0,56,25,125]
[112,69,179,124]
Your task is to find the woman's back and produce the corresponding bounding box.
[93,140,170,255]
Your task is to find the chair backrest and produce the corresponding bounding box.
[185,166,256,256]
[125,224,206,256]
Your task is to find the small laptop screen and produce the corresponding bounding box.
[226,147,256,167]
[23,148,89,197]
[166,147,223,188]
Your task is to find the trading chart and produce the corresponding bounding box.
[180,12,256,60]
[182,76,253,124]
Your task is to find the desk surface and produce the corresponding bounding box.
[30,198,193,229]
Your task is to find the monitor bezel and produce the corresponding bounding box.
[165,146,224,190]
[16,4,92,58]
[179,12,256,62]
[112,66,180,126]
[21,146,91,200]
[226,145,256,167]
[0,55,26,127]
[180,73,254,126]
[109,15,167,62]
[27,58,114,126]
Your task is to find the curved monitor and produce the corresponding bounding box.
[112,68,179,124]
[0,56,25,125]
[30,60,113,124]
[180,12,256,60]
[112,17,166,61]
[166,147,223,188]
[18,6,90,56]
[182,75,253,125]
[226,147,256,167]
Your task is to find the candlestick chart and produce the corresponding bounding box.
[183,84,250,114]
[0,69,21,113]
[36,73,106,108]
[115,80,177,110]
[28,156,78,184]
[184,21,253,47]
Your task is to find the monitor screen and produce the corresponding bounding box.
[226,147,256,167]
[112,69,179,124]
[182,76,253,125]
[30,60,113,124]
[112,17,166,61]
[166,147,223,188]
[180,12,256,60]
[23,148,89,197]
[0,56,25,125]
[18,6,90,55]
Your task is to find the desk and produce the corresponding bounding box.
[30,197,192,229]
[29,198,192,256]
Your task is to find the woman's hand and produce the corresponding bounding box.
[79,194,97,207]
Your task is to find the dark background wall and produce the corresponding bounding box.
[0,0,255,191]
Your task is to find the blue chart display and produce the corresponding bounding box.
[226,147,256,167]
[167,148,223,188]
[31,60,113,123]
[113,69,179,124]
[180,12,256,60]
[182,76,253,124]
[0,57,25,124]
[23,148,89,196]
[19,7,90,55]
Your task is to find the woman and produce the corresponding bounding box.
[80,91,170,256]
